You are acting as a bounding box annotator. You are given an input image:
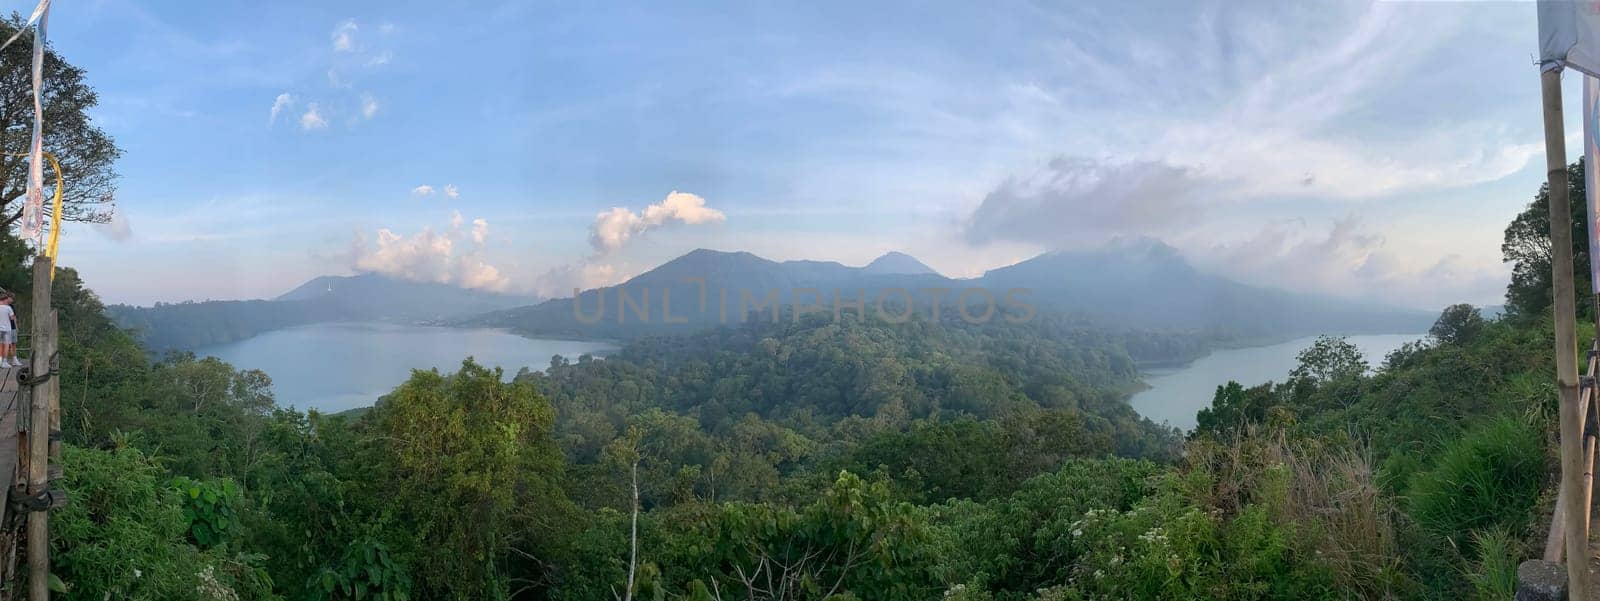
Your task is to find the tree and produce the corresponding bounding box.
[1289,335,1367,384]
[1429,304,1486,346]
[1503,159,1589,321]
[1193,381,1280,441]
[0,15,121,230]
[355,360,575,600]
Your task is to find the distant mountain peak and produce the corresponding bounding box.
[863,251,939,276]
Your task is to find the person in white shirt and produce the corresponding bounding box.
[0,292,16,368]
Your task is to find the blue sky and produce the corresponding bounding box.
[31,0,1563,309]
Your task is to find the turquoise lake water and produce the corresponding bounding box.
[1129,333,1425,431]
[197,322,616,413]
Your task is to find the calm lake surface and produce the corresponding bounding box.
[1130,333,1424,432]
[197,322,617,413]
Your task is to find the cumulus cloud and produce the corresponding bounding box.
[299,103,328,130]
[351,212,509,291]
[964,157,1211,248]
[360,93,378,118]
[443,184,459,199]
[269,93,294,125]
[411,185,434,196]
[366,51,392,67]
[588,191,725,254]
[332,19,357,52]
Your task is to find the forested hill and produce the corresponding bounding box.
[519,311,1186,469]
[107,272,536,351]
[464,243,1431,344]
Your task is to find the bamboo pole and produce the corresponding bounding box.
[1541,67,1590,600]
[1586,433,1596,536]
[1549,353,1600,561]
[25,257,52,601]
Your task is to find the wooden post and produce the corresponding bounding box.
[25,256,51,601]
[1541,67,1591,600]
[1586,433,1596,536]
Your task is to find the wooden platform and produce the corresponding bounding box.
[0,364,19,521]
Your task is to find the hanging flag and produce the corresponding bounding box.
[1541,0,1600,76]
[1587,75,1600,292]
[15,0,48,243]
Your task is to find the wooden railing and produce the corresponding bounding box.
[1546,340,1600,562]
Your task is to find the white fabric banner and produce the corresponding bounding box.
[17,1,47,242]
[1586,75,1600,292]
[1541,0,1600,76]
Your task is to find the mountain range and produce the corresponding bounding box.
[461,243,1433,341]
[109,244,1435,353]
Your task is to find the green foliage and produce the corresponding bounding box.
[355,359,574,600]
[1405,416,1544,546]
[1502,158,1591,322]
[932,459,1162,597]
[1429,304,1486,346]
[54,445,275,601]
[838,411,1112,503]
[1193,381,1280,443]
[1289,335,1368,384]
[172,476,242,548]
[642,472,943,600]
[1465,528,1518,601]
[307,538,412,601]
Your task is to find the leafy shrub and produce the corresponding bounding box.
[307,537,412,601]
[53,445,274,600]
[171,476,241,548]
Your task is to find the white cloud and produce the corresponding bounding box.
[964,157,1210,248]
[299,103,328,130]
[96,210,132,242]
[1183,217,1508,309]
[1124,3,1533,201]
[332,19,358,52]
[366,51,392,67]
[443,184,459,199]
[532,261,627,298]
[471,218,488,244]
[411,185,435,196]
[268,93,294,125]
[360,93,379,118]
[351,212,509,291]
[589,191,725,254]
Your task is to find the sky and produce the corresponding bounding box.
[24,0,1572,309]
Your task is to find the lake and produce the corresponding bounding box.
[197,322,617,413]
[1129,333,1424,432]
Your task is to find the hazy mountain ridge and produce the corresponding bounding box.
[109,273,538,352]
[462,243,1433,343]
[276,273,538,321]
